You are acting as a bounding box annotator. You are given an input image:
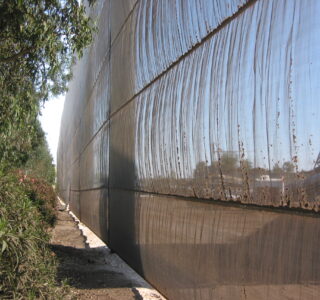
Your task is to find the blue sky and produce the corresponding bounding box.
[39,95,65,165]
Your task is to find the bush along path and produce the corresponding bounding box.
[51,200,166,300]
[0,173,69,299]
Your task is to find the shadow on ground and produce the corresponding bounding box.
[48,206,154,300]
[51,245,144,291]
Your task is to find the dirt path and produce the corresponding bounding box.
[50,203,165,300]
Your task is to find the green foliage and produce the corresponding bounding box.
[0,174,66,299]
[25,142,56,184]
[0,0,94,99]
[0,0,95,172]
[24,120,56,184]
[0,102,39,171]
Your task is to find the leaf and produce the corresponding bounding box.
[1,240,8,253]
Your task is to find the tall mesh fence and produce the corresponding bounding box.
[57,1,320,299]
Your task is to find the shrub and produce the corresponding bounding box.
[0,174,64,299]
[20,174,57,226]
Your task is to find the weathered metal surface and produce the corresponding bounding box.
[57,0,320,299]
[110,191,320,300]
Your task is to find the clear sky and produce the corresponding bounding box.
[38,95,65,165]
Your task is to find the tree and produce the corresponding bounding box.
[0,0,93,96]
[283,161,294,173]
[241,159,252,170]
[23,120,55,184]
[220,152,238,174]
[0,0,95,171]
[272,163,282,176]
[193,161,208,178]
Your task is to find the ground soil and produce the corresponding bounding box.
[50,203,165,300]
